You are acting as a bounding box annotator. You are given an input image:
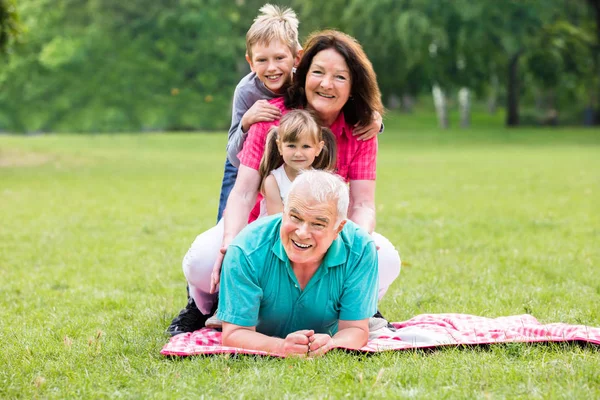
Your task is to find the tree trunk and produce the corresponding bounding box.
[487,75,498,114]
[506,51,523,127]
[593,0,600,124]
[458,87,470,128]
[534,88,544,114]
[401,94,415,113]
[387,94,401,110]
[432,84,449,129]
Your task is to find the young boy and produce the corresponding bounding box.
[217,4,302,223]
[168,4,302,336]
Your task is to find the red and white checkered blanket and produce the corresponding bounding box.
[160,313,600,357]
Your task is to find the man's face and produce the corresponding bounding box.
[280,190,346,268]
[246,40,298,94]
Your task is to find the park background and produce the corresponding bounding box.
[1,0,600,132]
[1,0,600,398]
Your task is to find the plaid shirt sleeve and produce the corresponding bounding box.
[237,121,276,170]
[347,135,378,181]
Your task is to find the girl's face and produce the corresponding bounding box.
[277,132,324,173]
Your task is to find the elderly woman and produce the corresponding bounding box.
[219,170,377,356]
[168,30,401,335]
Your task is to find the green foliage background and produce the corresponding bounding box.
[0,0,597,132]
[1,0,253,132]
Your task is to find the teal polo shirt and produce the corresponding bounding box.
[217,214,378,338]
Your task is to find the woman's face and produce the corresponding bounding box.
[305,48,352,126]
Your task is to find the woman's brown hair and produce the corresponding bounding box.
[285,30,384,127]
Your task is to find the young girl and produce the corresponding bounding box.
[258,109,337,216]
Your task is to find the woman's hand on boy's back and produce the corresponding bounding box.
[241,100,282,132]
[352,111,382,141]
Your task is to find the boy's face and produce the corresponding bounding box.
[246,40,299,94]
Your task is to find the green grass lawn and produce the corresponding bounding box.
[1,110,599,398]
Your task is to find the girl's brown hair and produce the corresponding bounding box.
[258,109,337,189]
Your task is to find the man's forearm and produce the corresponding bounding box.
[332,326,369,350]
[223,327,285,355]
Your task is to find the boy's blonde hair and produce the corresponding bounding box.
[246,4,301,59]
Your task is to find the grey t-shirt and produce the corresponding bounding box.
[226,72,279,168]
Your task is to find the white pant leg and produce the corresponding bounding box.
[372,231,401,300]
[182,219,224,314]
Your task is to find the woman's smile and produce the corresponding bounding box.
[305,48,352,126]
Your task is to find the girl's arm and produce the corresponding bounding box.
[263,174,284,215]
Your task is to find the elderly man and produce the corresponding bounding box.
[214,170,378,357]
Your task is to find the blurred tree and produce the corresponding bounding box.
[0,0,20,55]
[0,0,596,132]
[294,0,450,121]
[466,1,548,127]
[586,0,600,123]
[0,0,256,132]
[525,17,594,120]
[441,0,590,126]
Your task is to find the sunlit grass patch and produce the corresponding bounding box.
[1,115,599,398]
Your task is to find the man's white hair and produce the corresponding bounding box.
[285,170,349,223]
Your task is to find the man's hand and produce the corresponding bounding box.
[280,330,315,357]
[307,333,335,357]
[352,111,382,141]
[209,246,228,294]
[241,100,282,132]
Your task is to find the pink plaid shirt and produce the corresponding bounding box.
[238,97,378,181]
[238,98,378,222]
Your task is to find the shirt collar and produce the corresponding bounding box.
[272,230,347,268]
[328,111,353,140]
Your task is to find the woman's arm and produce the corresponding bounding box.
[263,174,284,215]
[348,180,376,234]
[210,165,261,293]
[222,165,261,243]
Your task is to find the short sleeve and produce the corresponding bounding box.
[348,136,378,181]
[217,245,263,327]
[338,239,378,321]
[237,121,277,171]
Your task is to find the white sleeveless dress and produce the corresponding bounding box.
[258,164,293,218]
